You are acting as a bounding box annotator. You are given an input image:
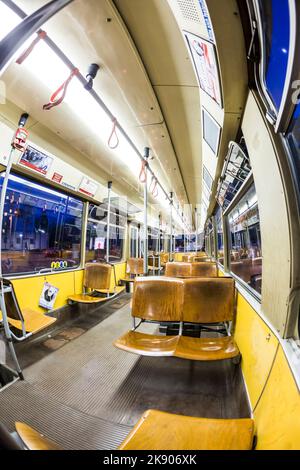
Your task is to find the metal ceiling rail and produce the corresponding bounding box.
[1,0,190,231]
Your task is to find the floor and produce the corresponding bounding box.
[0,296,251,450]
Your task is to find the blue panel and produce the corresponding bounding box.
[265,0,290,111]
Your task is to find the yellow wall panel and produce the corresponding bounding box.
[234,294,279,409]
[12,270,84,313]
[109,262,126,290]
[254,347,300,450]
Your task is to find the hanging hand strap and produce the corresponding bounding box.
[16,30,47,65]
[43,68,79,111]
[108,117,119,149]
[139,160,147,183]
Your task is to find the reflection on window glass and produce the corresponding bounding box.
[148,228,158,253]
[215,206,224,265]
[85,204,125,262]
[175,235,184,252]
[0,173,83,275]
[130,226,138,258]
[228,183,262,295]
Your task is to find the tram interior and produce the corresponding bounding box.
[0,0,299,452]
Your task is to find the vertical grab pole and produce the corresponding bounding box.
[106,181,112,265]
[0,114,29,380]
[169,192,173,261]
[143,148,149,275]
[158,213,161,275]
[195,207,198,254]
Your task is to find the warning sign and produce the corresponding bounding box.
[52,172,63,184]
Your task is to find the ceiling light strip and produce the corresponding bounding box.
[2,0,189,231]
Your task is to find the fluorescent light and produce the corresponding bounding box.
[0,3,21,41]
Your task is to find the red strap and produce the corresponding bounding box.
[43,68,79,111]
[16,30,47,65]
[108,118,119,149]
[139,160,147,183]
[149,176,158,197]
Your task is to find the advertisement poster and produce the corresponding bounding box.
[79,177,99,198]
[94,237,105,250]
[185,32,222,107]
[198,0,215,43]
[19,145,53,175]
[39,282,59,310]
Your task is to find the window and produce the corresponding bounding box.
[202,108,221,154]
[227,183,262,295]
[175,234,185,252]
[215,205,224,265]
[148,227,159,253]
[259,0,290,112]
[85,204,125,263]
[130,226,138,258]
[0,173,83,275]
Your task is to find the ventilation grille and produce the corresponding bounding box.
[176,0,202,24]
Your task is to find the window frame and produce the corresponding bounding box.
[129,224,139,258]
[0,170,85,278]
[223,173,262,302]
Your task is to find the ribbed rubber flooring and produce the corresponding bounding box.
[0,303,250,449]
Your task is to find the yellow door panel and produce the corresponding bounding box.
[109,262,126,290]
[254,347,300,450]
[234,294,278,409]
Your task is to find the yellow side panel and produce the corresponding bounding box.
[12,270,84,313]
[234,294,279,409]
[254,347,300,449]
[109,262,126,290]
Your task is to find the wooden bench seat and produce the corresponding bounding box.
[0,308,56,334]
[174,336,239,361]
[165,262,218,278]
[68,263,116,304]
[119,410,254,450]
[96,286,125,295]
[114,331,179,356]
[114,277,240,362]
[67,293,111,304]
[15,422,61,450]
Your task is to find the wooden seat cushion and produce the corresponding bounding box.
[0,308,56,334]
[114,331,179,356]
[15,422,61,450]
[119,410,254,450]
[174,336,240,361]
[68,294,109,304]
[127,258,144,275]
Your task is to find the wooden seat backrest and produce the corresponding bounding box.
[160,253,170,265]
[192,256,211,263]
[183,278,235,323]
[2,279,24,322]
[132,277,184,322]
[190,262,218,278]
[182,255,191,263]
[165,262,191,278]
[84,263,112,290]
[127,258,144,275]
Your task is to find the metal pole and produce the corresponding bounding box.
[143,148,149,275]
[158,213,161,275]
[169,192,173,261]
[195,207,198,254]
[106,181,112,264]
[0,0,74,73]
